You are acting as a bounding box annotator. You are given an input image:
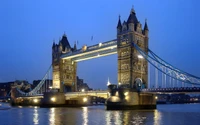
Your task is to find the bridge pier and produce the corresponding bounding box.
[40,92,65,107]
[106,87,156,110]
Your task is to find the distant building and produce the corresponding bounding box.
[0,82,14,97]
[76,76,91,91]
[0,80,33,97]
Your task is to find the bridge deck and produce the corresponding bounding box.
[61,39,117,62]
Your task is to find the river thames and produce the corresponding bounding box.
[1,103,200,125]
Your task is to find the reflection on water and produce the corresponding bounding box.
[154,110,162,125]
[33,107,39,125]
[82,107,88,125]
[1,104,200,125]
[49,108,55,125]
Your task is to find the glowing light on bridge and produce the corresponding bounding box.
[33,99,38,103]
[51,97,56,102]
[81,89,85,92]
[124,92,128,96]
[99,43,102,47]
[107,77,111,86]
[83,97,88,102]
[138,55,143,59]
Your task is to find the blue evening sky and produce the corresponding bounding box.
[0,0,200,89]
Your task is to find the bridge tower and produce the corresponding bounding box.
[52,34,77,92]
[117,7,149,90]
[107,7,155,110]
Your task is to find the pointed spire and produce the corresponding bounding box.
[74,41,77,51]
[52,39,55,48]
[117,15,122,29]
[131,5,135,14]
[127,6,138,24]
[144,19,149,31]
[63,32,66,37]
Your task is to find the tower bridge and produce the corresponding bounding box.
[10,7,200,109]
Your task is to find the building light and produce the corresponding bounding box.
[33,99,38,103]
[124,92,128,96]
[81,89,85,92]
[116,91,119,96]
[99,43,102,47]
[51,97,56,102]
[155,96,158,100]
[138,55,143,59]
[83,97,87,102]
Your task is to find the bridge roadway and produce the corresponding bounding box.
[141,87,200,94]
[15,87,200,100]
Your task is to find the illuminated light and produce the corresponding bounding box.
[72,61,74,64]
[125,96,129,100]
[33,99,38,103]
[49,86,52,89]
[155,96,158,100]
[99,43,102,47]
[51,97,56,102]
[107,77,111,86]
[138,55,144,59]
[107,92,110,97]
[115,91,119,96]
[97,54,100,57]
[81,89,85,92]
[124,92,129,96]
[8,98,10,101]
[83,97,88,102]
[110,47,113,49]
[118,82,121,85]
[180,76,185,80]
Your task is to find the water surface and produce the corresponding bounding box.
[0,103,200,125]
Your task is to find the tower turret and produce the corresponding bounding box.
[117,15,122,34]
[122,21,127,31]
[73,42,77,51]
[143,19,149,37]
[127,7,138,31]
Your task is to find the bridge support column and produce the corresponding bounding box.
[60,59,77,92]
[106,87,156,110]
[41,92,65,107]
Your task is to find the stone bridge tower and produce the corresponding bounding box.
[52,34,77,92]
[117,8,149,90]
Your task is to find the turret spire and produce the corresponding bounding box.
[117,15,122,29]
[74,41,77,51]
[131,5,135,14]
[144,19,149,31]
[52,39,55,48]
[127,6,138,25]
